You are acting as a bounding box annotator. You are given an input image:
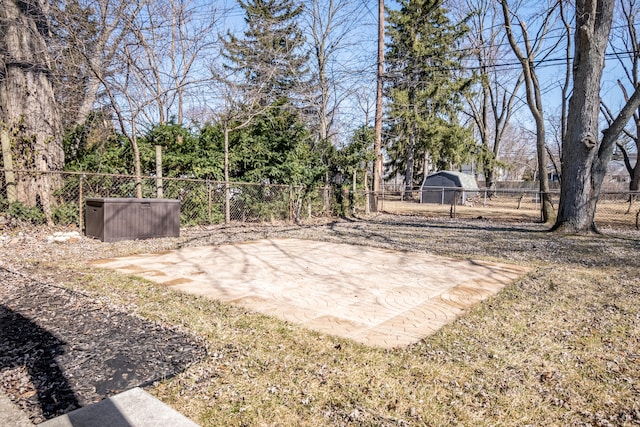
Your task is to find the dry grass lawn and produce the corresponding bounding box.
[12,214,640,426]
[379,196,640,229]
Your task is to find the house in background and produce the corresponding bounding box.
[604,158,633,191]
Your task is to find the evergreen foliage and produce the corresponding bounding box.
[222,0,309,104]
[143,122,224,180]
[227,100,322,185]
[63,112,131,174]
[385,0,474,188]
[219,0,322,188]
[337,125,376,187]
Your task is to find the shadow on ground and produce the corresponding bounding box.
[0,267,207,424]
[0,305,79,418]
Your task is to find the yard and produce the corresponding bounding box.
[1,213,639,426]
[379,193,640,230]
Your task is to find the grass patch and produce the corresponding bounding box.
[31,217,640,426]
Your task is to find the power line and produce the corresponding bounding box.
[384,49,640,77]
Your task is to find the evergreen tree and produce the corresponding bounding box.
[228,101,321,185]
[219,0,320,188]
[222,0,309,104]
[385,0,473,199]
[143,123,225,180]
[338,125,376,188]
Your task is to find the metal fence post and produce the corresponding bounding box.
[289,185,293,222]
[78,173,84,231]
[207,180,212,225]
[225,181,231,224]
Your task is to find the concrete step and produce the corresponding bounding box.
[38,388,199,427]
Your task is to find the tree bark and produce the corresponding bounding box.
[0,127,16,202]
[0,0,64,224]
[554,0,617,232]
[500,0,554,222]
[373,0,384,211]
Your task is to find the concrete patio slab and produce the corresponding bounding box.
[91,238,529,348]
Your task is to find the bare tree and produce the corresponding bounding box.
[457,0,523,192]
[81,0,221,196]
[373,0,384,211]
[303,0,364,213]
[303,0,371,140]
[543,0,573,185]
[601,0,640,193]
[500,0,560,222]
[168,0,221,124]
[555,0,640,232]
[0,0,64,224]
[121,0,220,126]
[558,0,572,150]
[50,0,137,128]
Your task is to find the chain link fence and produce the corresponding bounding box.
[1,169,639,231]
[0,170,339,228]
[378,186,640,230]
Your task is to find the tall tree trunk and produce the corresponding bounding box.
[422,151,430,180]
[0,127,17,203]
[501,0,554,223]
[554,0,615,232]
[554,0,640,232]
[485,167,495,192]
[0,0,64,224]
[373,0,384,211]
[534,117,554,222]
[630,169,640,192]
[632,119,640,192]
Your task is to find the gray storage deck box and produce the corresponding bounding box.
[85,198,180,242]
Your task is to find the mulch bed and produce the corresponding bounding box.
[0,266,207,424]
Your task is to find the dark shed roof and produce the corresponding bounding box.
[421,171,479,190]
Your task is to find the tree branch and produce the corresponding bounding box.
[600,86,640,158]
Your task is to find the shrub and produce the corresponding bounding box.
[8,202,46,225]
[53,203,79,226]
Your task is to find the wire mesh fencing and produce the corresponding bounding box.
[594,191,640,230]
[1,170,640,231]
[378,186,640,230]
[0,170,337,228]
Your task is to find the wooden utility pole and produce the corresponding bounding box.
[373,0,384,212]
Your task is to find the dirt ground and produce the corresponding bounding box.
[1,213,639,425]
